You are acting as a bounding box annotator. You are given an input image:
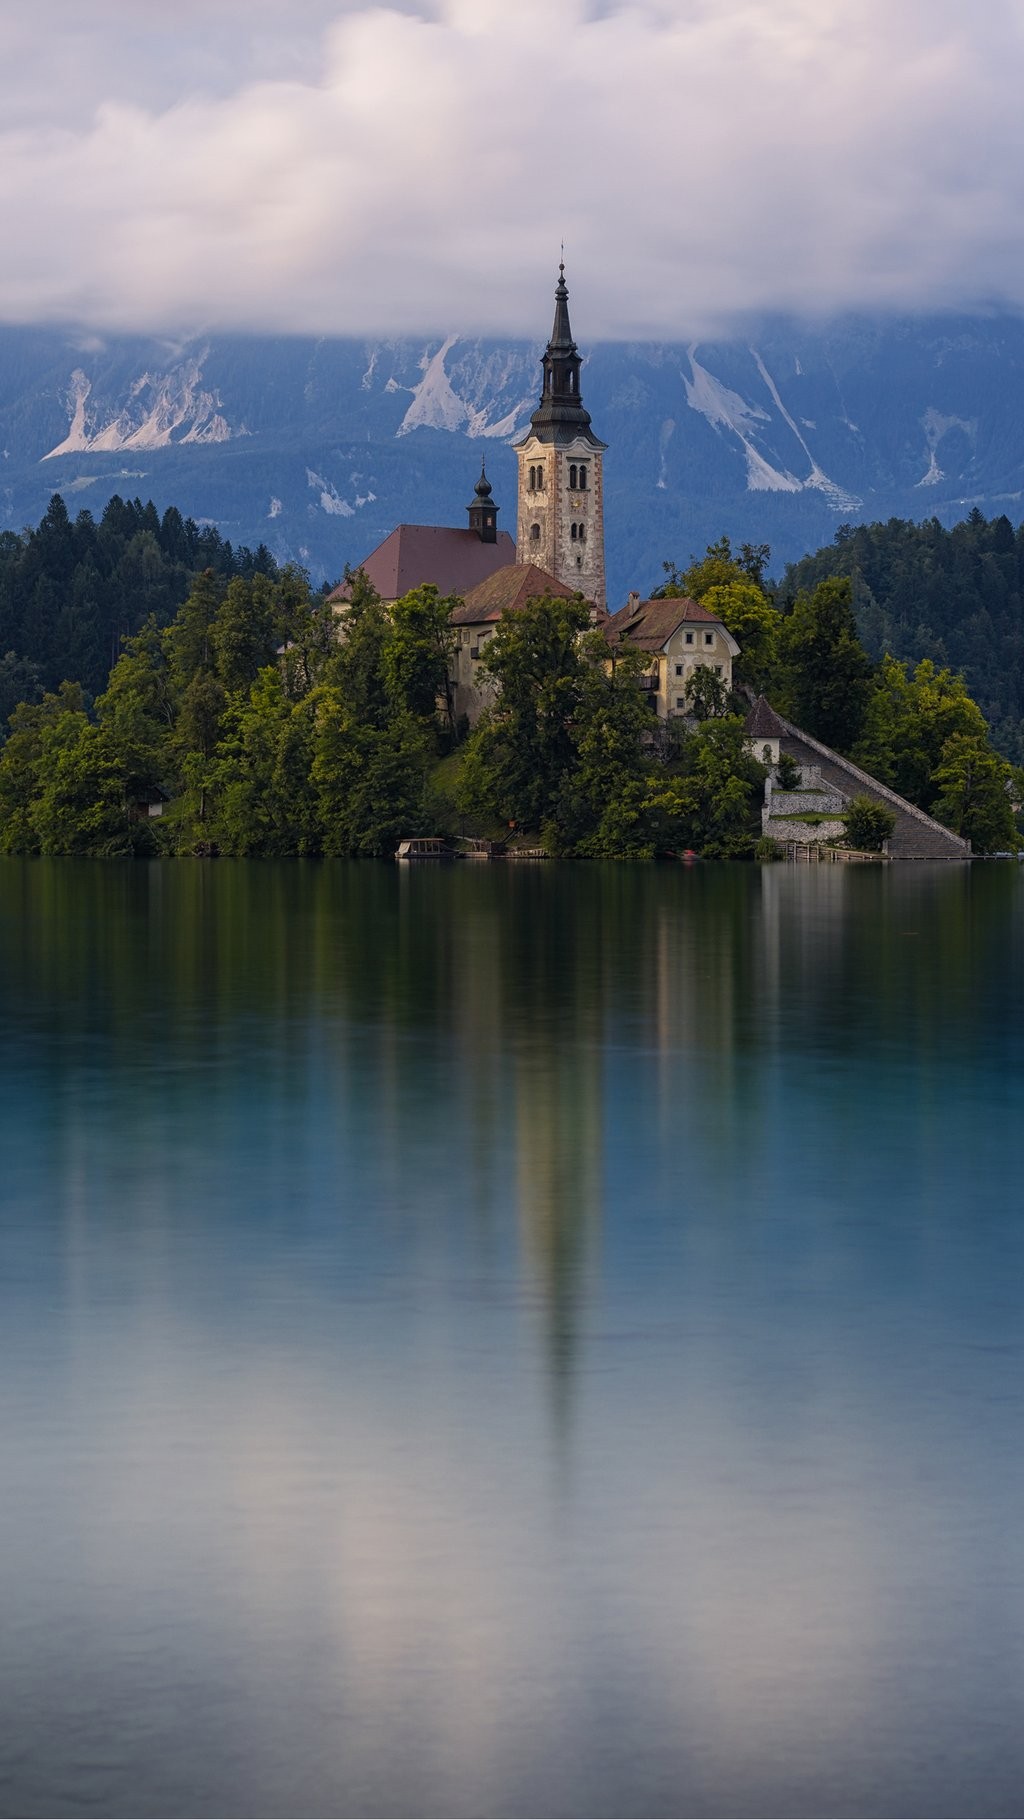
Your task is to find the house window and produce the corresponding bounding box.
[704,632,714,647]
[715,664,723,676]
[685,631,694,646]
[675,664,684,676]
[676,697,686,709]
[530,523,540,541]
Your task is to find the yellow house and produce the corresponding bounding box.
[603,594,738,716]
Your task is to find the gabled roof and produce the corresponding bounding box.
[450,563,583,625]
[328,524,516,604]
[604,596,740,655]
[744,696,788,738]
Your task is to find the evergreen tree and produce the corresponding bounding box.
[931,735,1020,852]
[776,577,875,751]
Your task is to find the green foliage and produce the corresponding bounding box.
[930,735,1020,853]
[686,664,730,721]
[852,655,987,810]
[460,593,592,830]
[775,749,801,790]
[383,585,458,728]
[312,691,431,857]
[843,795,896,851]
[775,576,875,751]
[665,717,766,857]
[0,493,282,705]
[754,835,784,861]
[0,683,86,853]
[784,511,1024,763]
[700,581,781,692]
[661,535,772,600]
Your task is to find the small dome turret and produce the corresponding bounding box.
[467,460,499,543]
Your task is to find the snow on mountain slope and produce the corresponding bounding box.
[43,352,241,459]
[4,314,1024,599]
[397,336,534,439]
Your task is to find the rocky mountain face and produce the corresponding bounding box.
[3,315,1024,599]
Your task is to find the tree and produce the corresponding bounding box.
[700,580,781,692]
[312,690,431,857]
[665,716,766,856]
[931,735,1020,852]
[212,574,278,694]
[776,577,874,751]
[775,749,801,790]
[210,669,319,856]
[853,655,988,811]
[686,665,730,721]
[0,652,42,727]
[0,685,86,851]
[383,584,459,731]
[461,593,591,830]
[843,795,896,851]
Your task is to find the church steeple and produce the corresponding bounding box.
[513,264,607,611]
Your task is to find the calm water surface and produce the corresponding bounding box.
[1,859,1022,1817]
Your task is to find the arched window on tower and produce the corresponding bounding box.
[578,523,586,543]
[530,523,540,542]
[569,464,578,490]
[579,464,588,490]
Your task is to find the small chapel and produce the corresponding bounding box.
[336,264,735,723]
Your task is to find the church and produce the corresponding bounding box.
[334,265,736,722]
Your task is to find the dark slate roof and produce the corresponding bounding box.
[513,264,607,452]
[603,596,725,652]
[328,524,516,603]
[450,563,582,625]
[744,696,789,738]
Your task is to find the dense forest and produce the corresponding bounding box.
[0,495,1020,858]
[785,509,1024,762]
[0,493,283,722]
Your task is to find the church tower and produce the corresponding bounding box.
[514,264,607,611]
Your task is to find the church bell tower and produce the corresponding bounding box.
[514,263,607,611]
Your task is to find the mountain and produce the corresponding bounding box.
[4,314,1024,599]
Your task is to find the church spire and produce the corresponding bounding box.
[527,262,601,444]
[549,259,574,353]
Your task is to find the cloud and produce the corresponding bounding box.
[3,0,1024,337]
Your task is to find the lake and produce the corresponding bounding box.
[0,858,1022,1818]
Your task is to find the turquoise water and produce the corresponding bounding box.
[0,859,1022,1818]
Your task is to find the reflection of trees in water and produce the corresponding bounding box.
[11,856,1019,1403]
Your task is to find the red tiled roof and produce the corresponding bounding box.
[603,595,722,652]
[449,563,584,625]
[328,524,516,603]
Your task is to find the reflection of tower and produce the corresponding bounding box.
[514,264,607,610]
[515,1040,603,1420]
[508,879,604,1438]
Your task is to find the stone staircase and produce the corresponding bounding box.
[776,723,971,859]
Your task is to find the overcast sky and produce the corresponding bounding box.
[2,0,1024,340]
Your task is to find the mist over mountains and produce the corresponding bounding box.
[3,314,1024,598]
